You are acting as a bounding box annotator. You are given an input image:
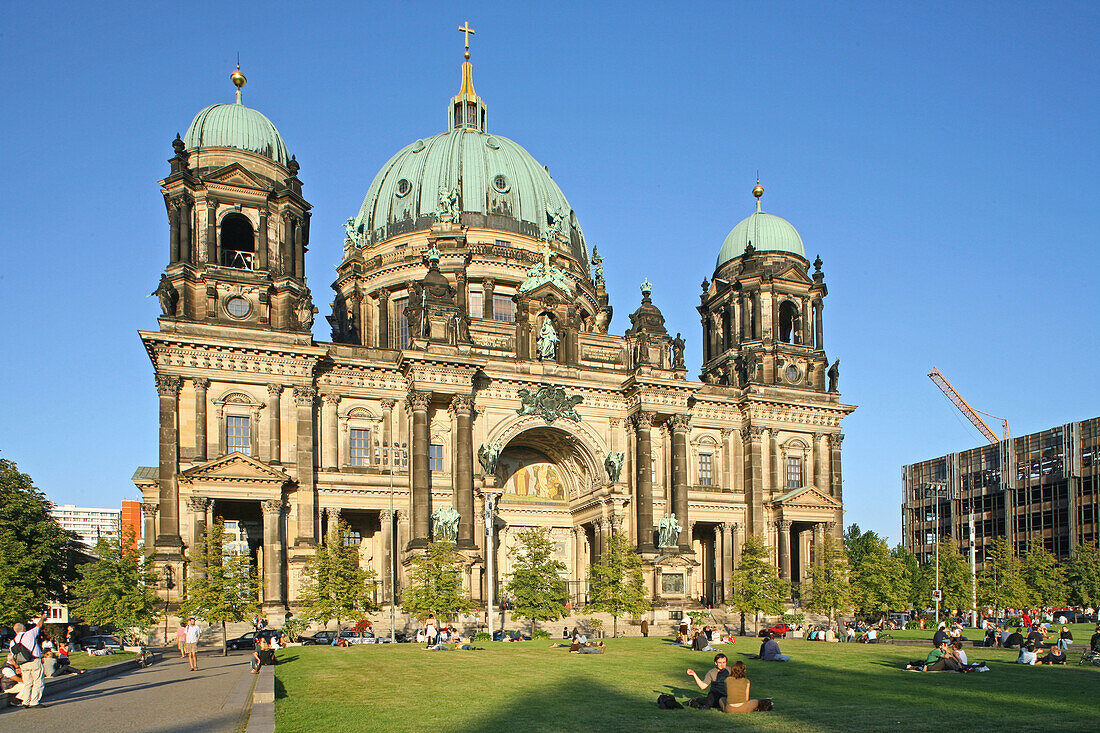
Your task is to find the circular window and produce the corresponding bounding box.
[785,364,800,383]
[410,140,425,153]
[485,136,501,150]
[492,174,510,194]
[225,296,251,319]
[395,178,411,197]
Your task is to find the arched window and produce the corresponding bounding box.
[779,300,801,344]
[220,213,255,269]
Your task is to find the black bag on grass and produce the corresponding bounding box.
[686,696,711,709]
[657,694,683,709]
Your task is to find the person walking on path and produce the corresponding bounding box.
[10,611,46,708]
[176,622,188,659]
[183,617,201,671]
[641,618,649,638]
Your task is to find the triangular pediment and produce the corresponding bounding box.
[771,485,842,509]
[180,452,290,484]
[776,264,812,284]
[204,162,266,190]
[517,279,572,302]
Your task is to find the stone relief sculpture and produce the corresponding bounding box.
[478,442,502,475]
[827,359,840,393]
[537,317,559,361]
[604,451,625,484]
[153,274,179,317]
[431,504,460,542]
[437,186,460,223]
[516,385,583,424]
[657,512,681,549]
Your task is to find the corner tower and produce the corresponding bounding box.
[155,66,315,340]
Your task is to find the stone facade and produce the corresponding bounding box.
[136,64,855,624]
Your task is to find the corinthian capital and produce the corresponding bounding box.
[141,503,159,518]
[292,385,317,405]
[667,413,692,433]
[777,519,793,531]
[193,378,210,392]
[155,375,181,396]
[322,393,342,407]
[261,499,286,516]
[267,383,285,397]
[449,394,473,415]
[827,433,845,448]
[406,390,432,412]
[186,496,210,512]
[631,411,656,432]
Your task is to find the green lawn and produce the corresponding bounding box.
[68,651,136,670]
[273,637,1100,733]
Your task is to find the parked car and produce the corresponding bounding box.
[225,629,282,651]
[80,635,124,652]
[337,629,374,645]
[301,630,337,645]
[1051,609,1088,623]
[758,623,793,638]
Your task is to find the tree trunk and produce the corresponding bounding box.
[613,616,618,638]
[222,621,227,656]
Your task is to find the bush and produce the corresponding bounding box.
[474,631,491,642]
[532,629,550,640]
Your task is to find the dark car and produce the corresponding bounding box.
[80,635,124,652]
[225,629,282,651]
[301,630,337,645]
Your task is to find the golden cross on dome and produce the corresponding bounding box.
[458,21,476,59]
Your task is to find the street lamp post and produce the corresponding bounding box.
[163,565,174,645]
[924,481,950,624]
[480,486,502,640]
[378,441,408,645]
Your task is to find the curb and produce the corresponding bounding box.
[245,666,275,733]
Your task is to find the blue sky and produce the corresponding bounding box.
[0,1,1096,545]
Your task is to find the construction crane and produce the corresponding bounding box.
[928,367,1010,445]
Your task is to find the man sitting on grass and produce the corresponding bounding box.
[686,653,731,710]
[1036,645,1067,665]
[924,640,961,671]
[1016,641,1038,665]
[759,633,790,662]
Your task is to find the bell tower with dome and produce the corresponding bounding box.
[135,29,855,627]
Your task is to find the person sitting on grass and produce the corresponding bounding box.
[1016,641,1038,665]
[1056,625,1073,650]
[1090,625,1100,653]
[723,661,771,713]
[923,640,961,672]
[1026,625,1047,650]
[691,630,715,652]
[984,625,999,648]
[1004,628,1024,649]
[1037,645,1067,665]
[251,639,276,673]
[759,633,790,662]
[686,652,731,710]
[950,639,968,666]
[570,640,604,654]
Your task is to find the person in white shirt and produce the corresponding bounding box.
[184,618,202,671]
[1,654,27,707]
[9,612,45,708]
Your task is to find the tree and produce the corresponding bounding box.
[843,524,881,569]
[803,534,851,625]
[848,536,908,622]
[505,527,567,636]
[0,459,77,626]
[69,526,159,644]
[1065,542,1100,608]
[297,520,379,631]
[1021,542,1066,607]
[180,520,260,655]
[977,537,1029,612]
[585,532,648,637]
[893,544,928,611]
[929,536,972,614]
[729,536,789,634]
[402,540,475,621]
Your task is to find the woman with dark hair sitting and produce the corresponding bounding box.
[723,661,771,713]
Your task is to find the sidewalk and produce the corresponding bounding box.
[5,649,259,732]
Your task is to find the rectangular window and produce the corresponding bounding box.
[227,416,251,455]
[468,290,483,318]
[393,297,410,348]
[492,294,515,322]
[698,453,713,486]
[429,443,444,472]
[786,456,802,489]
[343,529,362,548]
[349,428,371,467]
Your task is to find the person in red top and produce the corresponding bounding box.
[176,622,187,659]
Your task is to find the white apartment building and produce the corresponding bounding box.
[51,505,121,550]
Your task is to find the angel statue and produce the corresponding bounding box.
[478,442,502,475]
[437,186,460,223]
[604,451,625,484]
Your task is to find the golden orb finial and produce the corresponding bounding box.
[231,63,247,104]
[752,181,764,199]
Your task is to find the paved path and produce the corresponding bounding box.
[4,649,258,733]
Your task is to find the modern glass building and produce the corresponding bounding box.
[902,417,1100,566]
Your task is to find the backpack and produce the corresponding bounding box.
[11,633,35,665]
[686,696,711,709]
[656,693,683,709]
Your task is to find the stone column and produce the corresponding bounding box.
[206,201,218,265]
[632,411,655,550]
[325,507,342,543]
[777,520,792,582]
[814,301,824,350]
[724,522,736,598]
[257,211,268,270]
[188,496,210,557]
[376,288,390,348]
[450,395,475,548]
[261,498,287,616]
[191,378,209,462]
[828,434,844,502]
[593,518,605,561]
[731,521,742,569]
[294,219,305,278]
[745,427,767,539]
[381,398,395,447]
[572,526,585,585]
[267,385,283,464]
[669,414,691,551]
[482,279,495,319]
[168,202,180,263]
[142,503,158,549]
[801,297,811,346]
[813,522,825,567]
[714,522,726,604]
[812,432,825,491]
[396,509,410,590]
[321,394,340,471]
[155,375,182,550]
[293,386,317,546]
[408,390,432,547]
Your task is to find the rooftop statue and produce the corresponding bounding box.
[518,240,573,297]
[437,186,460,223]
[344,217,363,249]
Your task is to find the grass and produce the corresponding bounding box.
[273,637,1100,732]
[67,651,136,670]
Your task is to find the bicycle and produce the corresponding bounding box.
[1078,649,1100,667]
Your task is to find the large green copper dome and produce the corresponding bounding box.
[716,189,805,269]
[183,101,290,167]
[351,58,587,264]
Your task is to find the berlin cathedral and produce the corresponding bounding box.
[135,29,855,624]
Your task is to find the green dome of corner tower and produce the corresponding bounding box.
[182,66,290,166]
[716,183,806,269]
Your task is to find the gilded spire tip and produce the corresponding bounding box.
[231,62,247,104]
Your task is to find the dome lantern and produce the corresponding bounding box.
[450,22,487,132]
